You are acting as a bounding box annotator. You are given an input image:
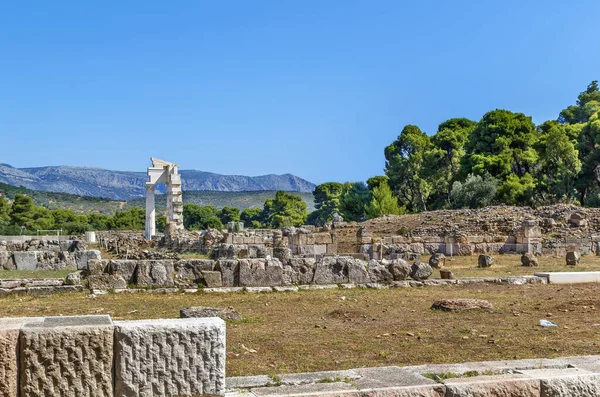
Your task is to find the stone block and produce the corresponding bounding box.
[88,274,127,290]
[87,259,108,275]
[313,257,349,284]
[314,244,327,255]
[75,250,101,270]
[239,259,284,287]
[20,315,114,397]
[202,270,223,288]
[175,259,215,283]
[216,260,240,287]
[0,317,43,397]
[519,368,600,397]
[0,251,15,270]
[566,251,580,266]
[13,251,38,270]
[348,260,370,284]
[134,260,175,287]
[444,374,539,397]
[114,317,226,396]
[108,259,139,282]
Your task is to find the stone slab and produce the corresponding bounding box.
[280,369,361,386]
[443,374,540,397]
[245,287,273,293]
[19,315,114,397]
[353,366,437,389]
[251,382,358,397]
[227,375,273,389]
[519,368,600,397]
[273,286,299,292]
[13,251,38,270]
[204,287,245,293]
[0,317,43,397]
[535,271,600,284]
[298,284,339,290]
[75,249,102,270]
[114,317,226,397]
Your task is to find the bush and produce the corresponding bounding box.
[450,174,498,209]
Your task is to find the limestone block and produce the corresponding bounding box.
[313,257,349,284]
[88,274,127,290]
[0,251,15,270]
[134,260,175,287]
[348,260,370,284]
[314,233,333,245]
[216,260,240,287]
[87,259,109,275]
[20,315,114,397]
[114,317,226,397]
[314,244,327,255]
[444,374,539,397]
[13,251,38,270]
[285,258,316,284]
[239,259,283,287]
[202,270,223,288]
[175,260,215,283]
[0,317,43,397]
[75,250,101,270]
[519,368,600,397]
[108,259,139,282]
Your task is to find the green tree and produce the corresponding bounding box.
[311,182,344,225]
[88,213,111,230]
[367,176,389,191]
[385,125,432,212]
[497,173,536,205]
[364,181,405,218]
[535,121,582,202]
[110,207,145,230]
[240,208,262,228]
[450,174,498,209]
[559,81,600,124]
[338,182,370,221]
[423,118,477,208]
[574,110,600,205]
[0,196,10,224]
[262,191,307,228]
[183,203,223,230]
[10,194,55,231]
[462,109,539,180]
[218,206,241,224]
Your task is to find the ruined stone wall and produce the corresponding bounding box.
[0,238,98,271]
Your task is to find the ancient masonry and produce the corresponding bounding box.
[0,315,225,397]
[145,157,184,240]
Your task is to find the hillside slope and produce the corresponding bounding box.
[0,163,315,200]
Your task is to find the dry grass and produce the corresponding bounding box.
[429,253,600,278]
[1,282,600,376]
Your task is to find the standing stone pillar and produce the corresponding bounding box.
[145,184,156,240]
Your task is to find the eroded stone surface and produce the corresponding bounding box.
[444,375,540,397]
[114,317,226,397]
[19,316,114,397]
[180,306,243,321]
[75,250,101,270]
[0,317,43,397]
[431,299,493,312]
[134,260,175,287]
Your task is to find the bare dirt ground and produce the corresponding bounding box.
[1,281,600,376]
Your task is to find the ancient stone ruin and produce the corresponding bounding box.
[145,157,184,239]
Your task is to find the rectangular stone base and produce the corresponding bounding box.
[114,317,226,397]
[535,271,600,284]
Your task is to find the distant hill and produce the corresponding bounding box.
[0,182,315,215]
[0,163,316,200]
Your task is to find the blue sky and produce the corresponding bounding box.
[1,1,599,184]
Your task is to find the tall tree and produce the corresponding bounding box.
[365,181,405,218]
[263,191,307,228]
[183,203,223,230]
[338,182,370,222]
[559,80,600,124]
[311,182,344,225]
[385,125,432,212]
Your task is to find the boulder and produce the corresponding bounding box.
[134,260,175,287]
[201,271,223,288]
[88,274,127,290]
[347,260,370,284]
[431,298,493,311]
[410,262,433,281]
[440,269,454,279]
[428,253,445,269]
[388,259,411,281]
[367,260,394,283]
[521,252,539,267]
[180,306,242,321]
[566,251,580,266]
[65,272,82,285]
[477,254,494,268]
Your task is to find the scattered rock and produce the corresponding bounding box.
[429,253,445,269]
[440,269,454,279]
[64,272,82,285]
[477,254,494,268]
[388,259,411,280]
[431,298,493,311]
[410,262,433,281]
[521,252,539,267]
[180,306,243,321]
[566,251,580,266]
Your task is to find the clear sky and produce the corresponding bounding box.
[1,1,599,184]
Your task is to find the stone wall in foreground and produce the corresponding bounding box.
[1,315,226,397]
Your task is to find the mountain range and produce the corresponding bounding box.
[0,163,316,200]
